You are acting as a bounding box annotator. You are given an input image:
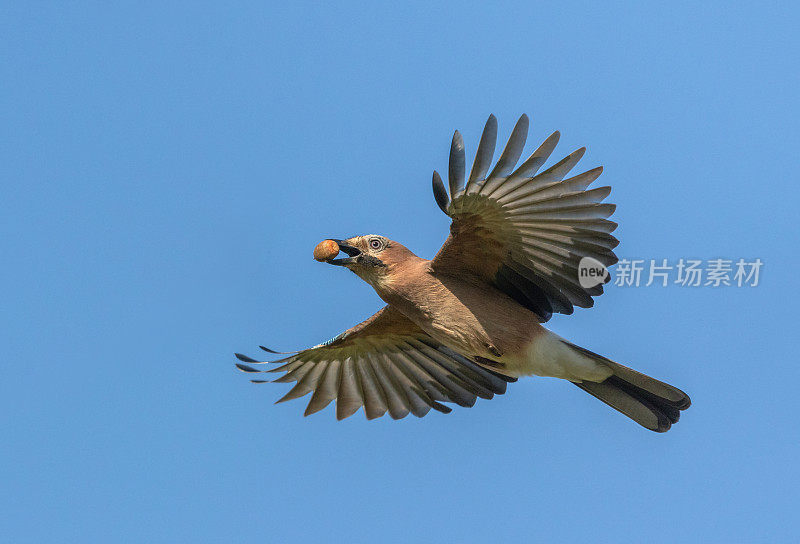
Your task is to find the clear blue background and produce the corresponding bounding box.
[2,2,797,542]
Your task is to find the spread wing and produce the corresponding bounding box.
[235,305,513,420]
[430,114,619,322]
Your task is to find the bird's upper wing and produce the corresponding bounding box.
[235,305,513,420]
[430,114,619,322]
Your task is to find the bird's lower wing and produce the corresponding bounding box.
[235,305,512,420]
[431,114,619,322]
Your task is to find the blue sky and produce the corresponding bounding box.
[2,2,798,542]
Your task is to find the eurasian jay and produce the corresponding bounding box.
[235,114,691,432]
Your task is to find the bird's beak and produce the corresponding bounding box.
[328,239,362,266]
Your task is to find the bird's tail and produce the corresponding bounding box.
[563,341,691,432]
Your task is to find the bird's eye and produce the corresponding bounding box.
[369,238,382,250]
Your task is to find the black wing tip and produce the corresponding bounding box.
[449,132,466,197]
[234,353,258,363]
[546,130,561,146]
[432,170,450,214]
[235,362,259,373]
[483,114,499,137]
[259,345,300,355]
[514,113,530,133]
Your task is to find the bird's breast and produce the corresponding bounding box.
[379,271,542,360]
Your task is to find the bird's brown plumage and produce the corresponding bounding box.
[235,114,691,431]
[235,304,513,420]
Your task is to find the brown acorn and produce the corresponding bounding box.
[313,239,340,261]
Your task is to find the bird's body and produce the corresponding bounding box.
[345,237,611,381]
[361,244,609,382]
[235,114,691,431]
[365,251,536,362]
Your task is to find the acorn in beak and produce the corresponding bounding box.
[313,239,362,266]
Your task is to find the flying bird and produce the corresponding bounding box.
[235,114,691,432]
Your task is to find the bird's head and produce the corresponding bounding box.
[314,235,417,287]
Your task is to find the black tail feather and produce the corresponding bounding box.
[565,341,691,432]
